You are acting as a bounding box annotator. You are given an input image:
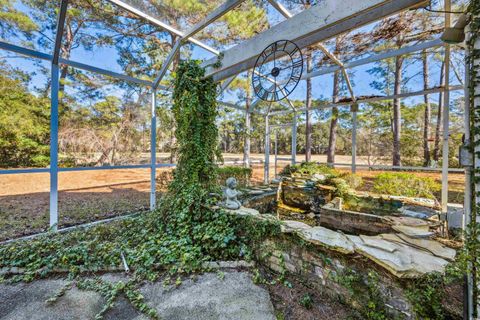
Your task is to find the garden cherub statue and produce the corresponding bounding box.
[220,177,242,210]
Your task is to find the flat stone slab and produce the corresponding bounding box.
[298,226,355,254]
[392,225,434,238]
[388,216,431,229]
[349,235,450,278]
[359,235,398,253]
[140,271,275,320]
[0,271,275,320]
[280,220,311,233]
[396,234,456,261]
[0,279,107,320]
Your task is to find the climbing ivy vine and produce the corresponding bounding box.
[158,60,237,262]
[458,2,480,313]
[0,60,244,319]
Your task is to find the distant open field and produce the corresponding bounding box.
[0,153,465,241]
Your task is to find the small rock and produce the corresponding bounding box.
[311,174,326,181]
[399,207,430,219]
[224,206,260,216]
[248,190,265,195]
[306,212,316,219]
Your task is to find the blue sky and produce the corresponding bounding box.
[0,0,465,113]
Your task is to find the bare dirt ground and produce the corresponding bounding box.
[261,269,357,320]
[0,153,465,241]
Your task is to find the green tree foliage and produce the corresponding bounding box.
[0,65,49,167]
[0,0,37,38]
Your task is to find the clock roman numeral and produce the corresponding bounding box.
[260,50,268,61]
[271,41,278,53]
[290,46,299,56]
[292,60,303,69]
[261,90,270,100]
[272,91,279,101]
[291,74,301,83]
[257,87,266,98]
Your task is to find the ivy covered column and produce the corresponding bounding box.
[466,2,480,317]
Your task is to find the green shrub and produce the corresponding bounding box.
[405,272,445,320]
[299,293,313,309]
[373,172,440,199]
[339,172,363,190]
[280,162,338,177]
[325,177,352,198]
[217,166,252,187]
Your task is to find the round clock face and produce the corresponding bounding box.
[252,40,303,102]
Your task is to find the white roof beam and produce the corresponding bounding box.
[219,100,263,114]
[266,0,292,18]
[217,75,237,96]
[153,40,181,88]
[306,38,443,80]
[272,85,464,115]
[281,99,296,112]
[106,0,219,55]
[203,0,428,82]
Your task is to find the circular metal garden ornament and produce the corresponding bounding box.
[252,40,303,102]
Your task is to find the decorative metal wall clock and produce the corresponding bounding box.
[252,40,303,102]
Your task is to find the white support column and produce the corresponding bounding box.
[274,130,278,178]
[150,89,157,211]
[351,104,358,173]
[291,113,297,165]
[441,0,451,218]
[50,65,59,230]
[49,0,68,231]
[264,115,270,184]
[244,109,251,168]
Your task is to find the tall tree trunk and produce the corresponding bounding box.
[433,60,445,162]
[169,37,180,164]
[392,56,403,166]
[305,51,312,162]
[244,71,252,168]
[422,50,431,166]
[327,71,340,164]
[58,24,74,113]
